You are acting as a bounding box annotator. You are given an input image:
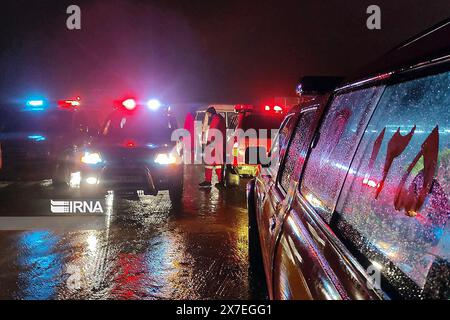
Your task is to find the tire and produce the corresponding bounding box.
[247,179,268,298]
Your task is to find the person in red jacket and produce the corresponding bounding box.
[199,107,227,189]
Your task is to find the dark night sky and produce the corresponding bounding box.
[1,0,450,105]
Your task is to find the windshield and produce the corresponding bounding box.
[101,111,176,143]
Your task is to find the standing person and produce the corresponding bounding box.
[199,107,226,189]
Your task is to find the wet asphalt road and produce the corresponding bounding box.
[0,166,264,300]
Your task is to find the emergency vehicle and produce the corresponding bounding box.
[0,97,98,184]
[227,104,285,179]
[195,104,238,149]
[67,98,183,201]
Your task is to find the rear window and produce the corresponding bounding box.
[239,114,283,131]
[335,70,450,299]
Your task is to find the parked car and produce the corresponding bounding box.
[0,97,98,184]
[247,19,450,300]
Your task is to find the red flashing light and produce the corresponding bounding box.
[265,105,271,111]
[273,105,283,112]
[124,140,136,148]
[58,96,81,109]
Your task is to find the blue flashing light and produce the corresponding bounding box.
[26,100,44,107]
[28,135,46,142]
[147,99,161,110]
[25,99,46,111]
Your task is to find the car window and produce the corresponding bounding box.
[300,86,385,223]
[280,110,316,191]
[267,115,296,176]
[227,112,238,129]
[334,70,450,299]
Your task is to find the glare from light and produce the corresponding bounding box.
[28,135,46,142]
[69,172,81,188]
[265,105,271,111]
[86,177,98,185]
[154,153,176,165]
[274,105,283,112]
[122,98,137,110]
[86,234,98,252]
[371,261,383,271]
[81,152,102,165]
[26,100,44,107]
[147,99,161,110]
[68,100,80,107]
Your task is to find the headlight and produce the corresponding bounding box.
[154,153,177,165]
[81,152,103,165]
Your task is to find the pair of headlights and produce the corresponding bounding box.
[81,151,177,165]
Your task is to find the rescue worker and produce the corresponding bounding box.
[199,107,226,189]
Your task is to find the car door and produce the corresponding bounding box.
[257,107,317,297]
[255,113,296,294]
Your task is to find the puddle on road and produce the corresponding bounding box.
[0,166,264,300]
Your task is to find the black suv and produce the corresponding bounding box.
[248,19,450,299]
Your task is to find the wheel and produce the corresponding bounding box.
[247,179,268,298]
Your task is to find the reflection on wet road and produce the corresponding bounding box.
[0,166,263,300]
